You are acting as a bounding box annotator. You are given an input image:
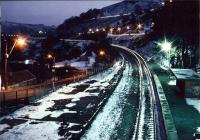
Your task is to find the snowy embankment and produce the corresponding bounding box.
[185,98,200,134]
[82,61,139,140]
[185,98,200,114]
[0,60,124,140]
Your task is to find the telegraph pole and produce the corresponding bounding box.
[1,38,8,90]
[4,43,8,90]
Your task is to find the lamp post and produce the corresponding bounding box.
[99,50,105,56]
[47,53,56,91]
[137,23,142,29]
[2,36,27,90]
[110,28,113,34]
[136,23,143,32]
[158,38,172,69]
[126,25,130,30]
[117,27,121,34]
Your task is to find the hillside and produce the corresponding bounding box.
[1,21,55,35]
[101,0,160,16]
[56,0,162,37]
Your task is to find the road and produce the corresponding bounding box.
[81,44,166,140]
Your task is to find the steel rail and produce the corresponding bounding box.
[111,44,161,140]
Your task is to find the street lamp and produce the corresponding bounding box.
[47,53,56,91]
[47,54,55,68]
[137,23,142,30]
[8,37,27,57]
[117,27,121,33]
[158,38,172,69]
[126,26,130,30]
[151,22,155,27]
[47,53,56,72]
[110,28,114,34]
[47,54,53,60]
[99,50,105,56]
[2,36,27,90]
[88,28,92,33]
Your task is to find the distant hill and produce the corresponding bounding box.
[56,0,162,37]
[101,0,160,16]
[1,21,56,36]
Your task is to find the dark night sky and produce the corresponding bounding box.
[1,1,121,26]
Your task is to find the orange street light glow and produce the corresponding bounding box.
[127,26,130,30]
[110,28,113,32]
[47,54,53,59]
[16,37,26,46]
[117,27,121,31]
[137,23,142,29]
[99,50,105,56]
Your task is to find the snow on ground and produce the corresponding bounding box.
[75,41,91,51]
[81,62,133,140]
[70,52,96,70]
[171,69,200,80]
[159,64,169,70]
[55,51,96,70]
[168,80,176,86]
[0,121,63,140]
[70,61,90,70]
[55,58,79,68]
[0,63,121,139]
[197,127,200,133]
[186,98,200,136]
[0,124,10,132]
[1,66,119,120]
[185,98,200,114]
[66,103,76,108]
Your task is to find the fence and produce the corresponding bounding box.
[0,71,92,108]
[0,66,110,109]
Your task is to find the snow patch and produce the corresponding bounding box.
[68,123,80,128]
[0,124,10,132]
[197,127,200,133]
[186,98,200,114]
[66,103,76,108]
[82,62,132,140]
[86,104,95,109]
[0,121,63,140]
[168,80,176,86]
[69,130,82,134]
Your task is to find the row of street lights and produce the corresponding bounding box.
[1,31,107,91]
[88,23,143,34]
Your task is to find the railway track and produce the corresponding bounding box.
[111,44,165,140]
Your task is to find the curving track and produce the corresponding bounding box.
[111,44,166,140]
[81,43,166,140]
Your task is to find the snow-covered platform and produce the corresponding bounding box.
[171,69,200,97]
